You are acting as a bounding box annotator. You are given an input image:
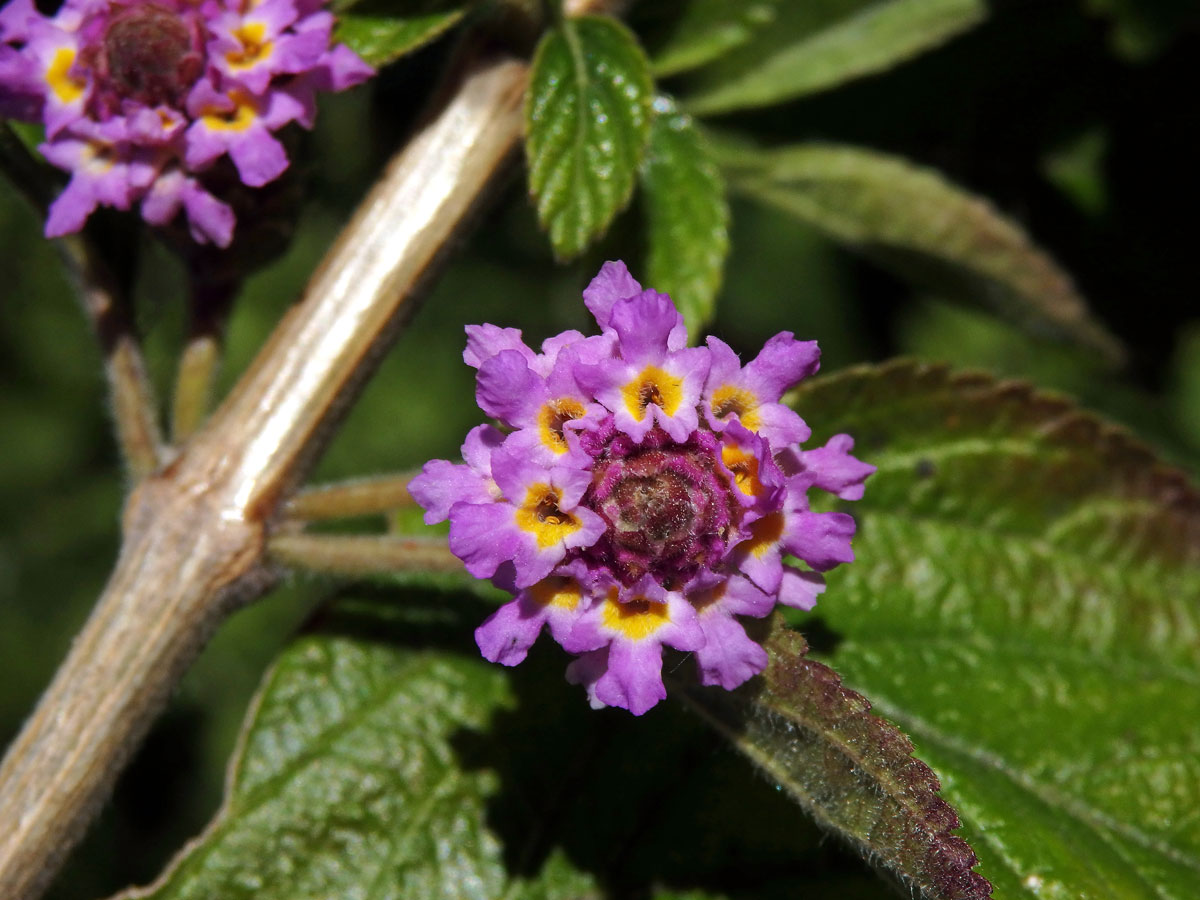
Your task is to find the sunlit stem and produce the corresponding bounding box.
[171,279,237,442]
[268,533,462,577]
[283,473,419,521]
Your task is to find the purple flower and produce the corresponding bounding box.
[410,262,874,715]
[0,0,372,246]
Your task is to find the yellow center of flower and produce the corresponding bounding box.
[710,384,761,431]
[225,21,273,70]
[514,484,582,549]
[79,141,117,175]
[721,444,767,498]
[742,512,785,558]
[201,90,257,131]
[46,47,85,104]
[601,593,669,640]
[538,398,586,454]
[528,576,583,611]
[622,366,683,421]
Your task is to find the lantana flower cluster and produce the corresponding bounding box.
[0,0,371,246]
[411,262,873,715]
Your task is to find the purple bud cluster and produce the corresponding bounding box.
[0,0,372,245]
[411,262,874,715]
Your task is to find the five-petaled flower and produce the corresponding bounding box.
[410,262,874,715]
[0,0,372,246]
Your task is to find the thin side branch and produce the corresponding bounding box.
[283,472,419,521]
[171,278,237,442]
[268,533,462,577]
[1,123,165,477]
[107,336,165,479]
[0,52,529,900]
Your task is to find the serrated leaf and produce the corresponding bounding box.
[684,0,986,115]
[719,141,1124,363]
[641,98,729,338]
[334,9,465,69]
[779,361,1200,898]
[110,596,601,900]
[526,16,654,260]
[679,619,991,899]
[649,0,780,78]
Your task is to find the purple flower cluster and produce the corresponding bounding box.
[0,0,371,246]
[410,262,874,715]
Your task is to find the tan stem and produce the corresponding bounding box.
[171,334,220,443]
[108,336,165,479]
[0,53,529,900]
[283,473,418,521]
[268,533,462,577]
[2,125,164,476]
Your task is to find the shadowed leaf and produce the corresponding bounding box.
[684,0,986,115]
[718,141,1124,363]
[679,621,991,900]
[780,360,1200,897]
[525,16,654,260]
[641,98,729,337]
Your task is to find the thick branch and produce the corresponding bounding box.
[0,53,529,900]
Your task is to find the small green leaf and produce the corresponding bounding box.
[641,98,729,337]
[526,16,654,260]
[684,0,986,115]
[783,361,1200,897]
[649,0,780,78]
[719,141,1124,363]
[678,620,991,900]
[334,9,465,69]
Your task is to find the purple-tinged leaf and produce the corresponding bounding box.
[678,619,991,900]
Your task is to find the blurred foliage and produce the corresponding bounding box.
[1,2,1199,899]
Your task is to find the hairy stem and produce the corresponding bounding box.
[268,533,462,576]
[0,52,529,900]
[283,472,419,521]
[171,279,237,442]
[61,233,164,479]
[106,335,165,479]
[1,123,165,477]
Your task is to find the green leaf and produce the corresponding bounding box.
[115,591,902,898]
[684,0,986,115]
[111,596,600,900]
[641,98,729,338]
[784,361,1200,897]
[718,141,1124,363]
[334,9,465,69]
[678,621,991,900]
[526,16,654,260]
[649,0,781,78]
